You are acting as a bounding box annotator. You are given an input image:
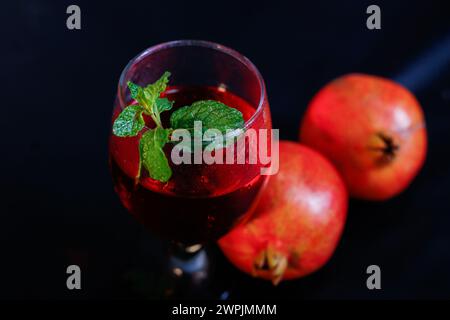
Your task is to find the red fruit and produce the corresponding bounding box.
[218,141,347,285]
[300,74,427,200]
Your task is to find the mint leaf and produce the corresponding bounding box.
[112,105,145,137]
[144,71,170,105]
[127,72,171,128]
[170,100,244,133]
[128,81,145,102]
[142,71,171,114]
[156,97,173,113]
[139,128,172,182]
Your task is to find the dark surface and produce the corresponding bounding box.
[2,0,450,299]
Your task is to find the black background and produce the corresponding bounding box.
[2,0,450,299]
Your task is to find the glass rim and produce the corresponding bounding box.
[117,39,267,132]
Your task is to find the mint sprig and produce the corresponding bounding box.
[127,71,172,128]
[112,71,244,183]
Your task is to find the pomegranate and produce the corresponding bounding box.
[218,141,348,285]
[300,74,427,200]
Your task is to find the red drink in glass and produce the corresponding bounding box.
[109,40,272,250]
[110,85,270,244]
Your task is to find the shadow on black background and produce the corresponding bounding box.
[1,0,450,299]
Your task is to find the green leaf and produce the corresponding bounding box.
[145,71,170,97]
[143,71,171,113]
[139,128,172,183]
[170,100,244,133]
[127,81,144,102]
[156,97,173,113]
[112,105,145,137]
[127,72,172,127]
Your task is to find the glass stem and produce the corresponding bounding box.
[165,242,211,298]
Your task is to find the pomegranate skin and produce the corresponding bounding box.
[300,74,427,200]
[218,141,348,284]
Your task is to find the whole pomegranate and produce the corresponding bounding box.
[218,141,347,285]
[300,74,427,200]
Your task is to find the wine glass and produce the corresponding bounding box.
[109,40,272,298]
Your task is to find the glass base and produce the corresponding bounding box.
[122,241,230,299]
